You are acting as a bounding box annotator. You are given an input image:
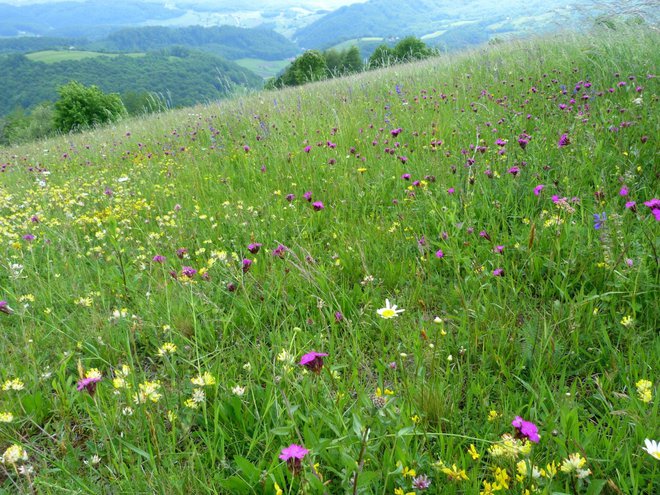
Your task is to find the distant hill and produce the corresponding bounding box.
[0,48,262,116]
[294,0,577,49]
[103,26,299,61]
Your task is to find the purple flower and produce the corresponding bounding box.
[279,444,309,475]
[494,245,504,254]
[625,201,637,212]
[417,236,426,247]
[181,266,197,278]
[593,212,607,230]
[286,193,295,202]
[512,416,540,443]
[0,300,13,315]
[412,474,432,490]
[447,187,455,195]
[242,259,253,273]
[303,191,312,202]
[334,311,344,322]
[493,268,504,277]
[152,255,166,263]
[243,145,250,153]
[619,186,629,196]
[77,376,102,397]
[272,244,288,257]
[304,145,311,153]
[23,234,35,242]
[176,248,188,259]
[507,166,519,177]
[643,198,660,210]
[312,201,324,211]
[533,184,544,196]
[479,230,491,241]
[247,243,262,254]
[300,351,328,373]
[401,173,411,181]
[558,133,570,148]
[435,249,444,258]
[390,128,402,137]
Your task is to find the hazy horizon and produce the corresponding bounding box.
[1,0,367,7]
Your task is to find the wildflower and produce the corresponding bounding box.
[620,315,634,328]
[0,412,13,422]
[488,410,500,422]
[0,300,13,315]
[286,193,295,202]
[393,489,414,495]
[152,255,166,263]
[312,201,324,211]
[512,416,540,443]
[1,444,28,465]
[158,342,177,356]
[560,453,589,476]
[557,133,570,148]
[401,465,416,478]
[272,244,287,257]
[377,299,405,319]
[440,464,469,481]
[2,378,24,391]
[401,173,411,180]
[242,258,253,272]
[232,385,246,396]
[303,191,312,202]
[620,186,629,196]
[625,201,637,212]
[494,245,504,254]
[279,444,309,475]
[274,482,284,495]
[636,379,653,403]
[191,372,216,387]
[467,444,480,460]
[412,474,432,489]
[642,439,660,460]
[247,243,262,254]
[533,184,544,196]
[77,376,102,396]
[134,381,162,404]
[435,249,444,258]
[593,212,607,230]
[493,467,510,489]
[492,268,504,277]
[489,433,531,459]
[299,351,328,373]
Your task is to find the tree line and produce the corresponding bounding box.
[266,36,436,89]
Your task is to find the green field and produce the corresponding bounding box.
[26,50,145,63]
[235,58,291,79]
[0,27,658,494]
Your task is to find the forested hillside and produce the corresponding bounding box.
[0,49,261,116]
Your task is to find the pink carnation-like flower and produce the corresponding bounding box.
[300,352,328,373]
[279,444,309,475]
[512,416,540,443]
[77,376,102,396]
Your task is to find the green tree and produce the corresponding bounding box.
[341,46,363,73]
[53,81,126,133]
[368,44,395,68]
[394,36,434,62]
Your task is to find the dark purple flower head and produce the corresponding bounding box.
[493,268,504,277]
[507,166,520,177]
[247,243,262,254]
[300,351,328,373]
[272,244,288,258]
[303,191,312,202]
[181,266,197,278]
[312,201,324,211]
[243,145,250,153]
[304,145,311,153]
[533,184,544,196]
[401,173,411,181]
[286,193,295,202]
[242,259,253,273]
[512,416,540,443]
[152,255,166,263]
[619,186,629,196]
[558,133,570,148]
[0,300,13,315]
[23,234,35,242]
[625,201,637,212]
[494,245,504,254]
[390,127,402,137]
[77,376,101,396]
[643,198,660,210]
[176,248,188,259]
[334,311,344,322]
[435,249,444,259]
[479,230,491,241]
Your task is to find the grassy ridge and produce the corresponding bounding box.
[25,51,146,64]
[0,27,658,493]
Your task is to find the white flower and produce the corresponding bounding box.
[642,439,660,460]
[231,385,246,396]
[377,299,405,319]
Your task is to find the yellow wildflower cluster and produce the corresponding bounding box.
[134,381,162,404]
[636,379,653,403]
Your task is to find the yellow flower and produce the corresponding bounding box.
[467,444,480,460]
[1,444,28,465]
[158,342,177,356]
[134,381,162,404]
[402,465,416,478]
[394,489,415,495]
[0,412,14,422]
[85,368,102,379]
[620,315,634,327]
[493,467,510,489]
[540,461,558,478]
[191,371,216,387]
[441,464,469,481]
[274,482,283,495]
[560,453,587,474]
[488,410,500,422]
[636,379,653,403]
[357,167,367,173]
[1,378,25,391]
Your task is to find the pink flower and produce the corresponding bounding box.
[279,444,309,475]
[77,376,101,396]
[312,201,324,211]
[0,300,13,315]
[435,249,444,258]
[300,352,328,373]
[512,416,540,443]
[533,184,544,196]
[619,186,629,196]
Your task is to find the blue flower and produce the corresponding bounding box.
[593,212,607,230]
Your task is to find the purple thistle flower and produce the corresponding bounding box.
[447,187,455,195]
[247,243,262,254]
[643,198,660,210]
[479,230,491,241]
[401,173,411,180]
[300,351,328,373]
[620,186,629,196]
[181,266,197,278]
[558,133,570,148]
[243,145,250,153]
[286,193,295,202]
[494,245,504,254]
[77,376,101,397]
[435,249,444,258]
[304,145,311,153]
[272,244,288,257]
[176,248,188,259]
[303,191,313,202]
[493,268,504,277]
[625,201,637,212]
[512,416,540,443]
[0,300,13,315]
[23,234,35,242]
[507,166,520,176]
[312,201,324,211]
[533,184,544,196]
[334,311,344,322]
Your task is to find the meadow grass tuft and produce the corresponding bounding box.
[0,26,658,494]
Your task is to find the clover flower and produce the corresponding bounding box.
[377,299,405,319]
[1,444,28,465]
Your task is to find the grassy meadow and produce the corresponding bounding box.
[25,51,146,64]
[0,27,658,494]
